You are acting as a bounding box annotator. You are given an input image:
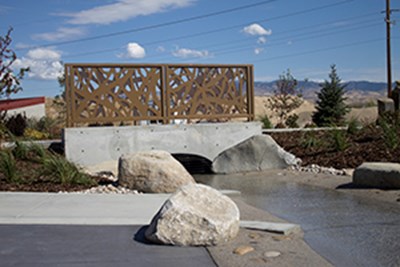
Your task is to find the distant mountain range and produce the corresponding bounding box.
[254,80,388,102]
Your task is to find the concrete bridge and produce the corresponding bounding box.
[65,122,261,168]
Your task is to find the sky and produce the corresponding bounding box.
[1,0,399,98]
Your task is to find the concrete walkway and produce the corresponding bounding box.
[0,192,219,267]
[0,191,239,225]
[0,192,170,225]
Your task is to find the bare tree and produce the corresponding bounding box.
[267,70,303,127]
[0,27,29,98]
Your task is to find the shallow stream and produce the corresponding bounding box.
[196,173,400,267]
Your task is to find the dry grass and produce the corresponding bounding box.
[255,96,378,127]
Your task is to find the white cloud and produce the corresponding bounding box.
[15,43,33,50]
[0,5,12,14]
[156,46,166,52]
[242,23,272,36]
[63,0,194,25]
[257,36,267,44]
[12,48,63,80]
[254,48,264,55]
[119,42,146,59]
[172,48,210,58]
[32,27,86,41]
[26,48,61,60]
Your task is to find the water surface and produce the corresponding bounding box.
[196,173,400,267]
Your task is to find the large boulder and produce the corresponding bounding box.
[145,183,240,246]
[212,135,301,174]
[353,162,400,189]
[118,150,195,193]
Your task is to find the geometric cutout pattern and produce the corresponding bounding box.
[66,64,254,126]
[166,66,249,121]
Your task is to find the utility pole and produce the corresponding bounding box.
[386,0,392,97]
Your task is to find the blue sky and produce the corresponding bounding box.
[1,0,399,97]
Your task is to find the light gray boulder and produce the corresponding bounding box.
[212,135,301,174]
[118,150,195,193]
[353,162,400,189]
[145,183,240,246]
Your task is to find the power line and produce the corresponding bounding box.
[169,36,396,64]
[253,37,397,63]
[112,20,382,65]
[165,25,385,65]
[164,20,380,61]
[210,22,382,57]
[15,0,279,51]
[65,15,380,62]
[62,0,358,59]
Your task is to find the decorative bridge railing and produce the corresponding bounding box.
[65,63,254,127]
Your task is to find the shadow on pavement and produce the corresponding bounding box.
[133,225,153,245]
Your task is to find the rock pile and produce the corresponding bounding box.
[77,184,140,194]
[290,164,349,176]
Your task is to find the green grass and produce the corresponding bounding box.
[12,141,30,160]
[259,115,273,129]
[347,117,361,135]
[39,154,95,186]
[300,131,323,149]
[378,115,399,150]
[0,150,19,183]
[329,128,349,152]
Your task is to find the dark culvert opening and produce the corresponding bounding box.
[172,154,213,174]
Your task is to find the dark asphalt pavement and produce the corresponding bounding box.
[0,225,216,267]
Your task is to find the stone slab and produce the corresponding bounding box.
[64,122,261,167]
[378,98,395,115]
[239,220,301,235]
[353,162,400,189]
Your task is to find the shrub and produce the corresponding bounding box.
[300,131,323,149]
[24,128,49,140]
[347,117,361,135]
[39,154,95,185]
[267,70,304,126]
[11,141,47,163]
[5,114,27,136]
[0,123,10,143]
[0,150,19,183]
[28,143,47,163]
[329,128,349,152]
[378,113,399,150]
[285,114,299,128]
[259,115,272,129]
[12,141,29,160]
[26,116,61,139]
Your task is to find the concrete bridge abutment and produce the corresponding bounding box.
[64,122,262,168]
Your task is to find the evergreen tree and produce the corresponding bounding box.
[312,65,349,126]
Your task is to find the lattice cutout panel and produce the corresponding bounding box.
[66,64,254,126]
[166,66,249,121]
[67,65,163,125]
